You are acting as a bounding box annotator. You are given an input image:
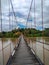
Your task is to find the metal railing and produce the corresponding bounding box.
[25,37,49,65]
[0,38,19,65]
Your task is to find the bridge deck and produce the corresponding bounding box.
[7,35,41,65]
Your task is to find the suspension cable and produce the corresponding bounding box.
[0,0,2,32]
[41,0,43,30]
[9,0,10,31]
[26,0,33,28]
[10,0,18,25]
[41,0,45,64]
[10,0,16,17]
[34,0,36,28]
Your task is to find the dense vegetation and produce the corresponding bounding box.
[0,29,21,38]
[18,28,49,37]
[0,28,49,37]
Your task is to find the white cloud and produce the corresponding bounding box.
[0,0,49,31]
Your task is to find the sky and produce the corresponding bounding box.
[0,0,49,31]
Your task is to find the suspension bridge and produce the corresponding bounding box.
[0,0,49,65]
[7,35,43,65]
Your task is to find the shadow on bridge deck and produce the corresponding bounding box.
[6,35,43,65]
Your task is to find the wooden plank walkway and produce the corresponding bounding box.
[7,35,42,65]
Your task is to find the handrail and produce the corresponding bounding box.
[0,37,20,65]
[0,43,10,52]
[26,37,49,45]
[25,37,49,65]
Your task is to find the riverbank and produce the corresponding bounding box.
[0,28,49,38]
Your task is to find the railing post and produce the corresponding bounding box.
[2,39,4,65]
[10,43,11,55]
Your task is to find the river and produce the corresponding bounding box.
[26,37,49,65]
[0,37,49,65]
[0,38,18,65]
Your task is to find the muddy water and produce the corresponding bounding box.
[0,38,18,65]
[0,37,49,65]
[28,37,49,65]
